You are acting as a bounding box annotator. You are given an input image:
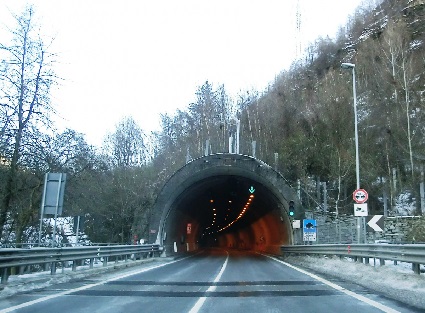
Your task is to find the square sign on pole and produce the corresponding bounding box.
[292,220,301,229]
[39,173,67,247]
[303,219,317,242]
[354,203,368,216]
[42,173,67,215]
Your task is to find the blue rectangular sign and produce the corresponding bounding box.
[303,219,316,232]
[303,219,317,241]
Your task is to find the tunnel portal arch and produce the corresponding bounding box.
[149,153,303,255]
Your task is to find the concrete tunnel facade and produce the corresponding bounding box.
[149,153,303,255]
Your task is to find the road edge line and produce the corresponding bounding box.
[263,254,400,313]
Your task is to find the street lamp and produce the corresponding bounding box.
[341,62,362,244]
[341,62,360,190]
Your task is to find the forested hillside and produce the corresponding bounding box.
[154,0,425,218]
[1,0,424,245]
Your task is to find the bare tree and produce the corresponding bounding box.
[0,6,57,238]
[378,20,418,176]
[104,116,146,167]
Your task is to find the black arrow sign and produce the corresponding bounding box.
[366,215,384,232]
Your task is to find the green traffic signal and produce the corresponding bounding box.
[289,200,295,217]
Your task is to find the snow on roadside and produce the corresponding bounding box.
[284,255,425,310]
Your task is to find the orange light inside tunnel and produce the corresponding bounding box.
[216,193,255,232]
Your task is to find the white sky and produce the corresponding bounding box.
[0,0,368,147]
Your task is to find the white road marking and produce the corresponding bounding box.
[264,254,401,313]
[188,251,229,313]
[0,257,190,313]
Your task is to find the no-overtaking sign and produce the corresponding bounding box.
[353,188,368,204]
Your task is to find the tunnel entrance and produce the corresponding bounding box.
[149,153,302,255]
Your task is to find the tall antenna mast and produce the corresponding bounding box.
[295,0,302,59]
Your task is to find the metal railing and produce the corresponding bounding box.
[0,244,163,284]
[281,244,425,274]
[0,242,145,248]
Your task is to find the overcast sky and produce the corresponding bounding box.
[0,0,371,147]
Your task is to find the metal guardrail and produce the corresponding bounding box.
[0,242,143,248]
[0,244,163,284]
[281,244,425,275]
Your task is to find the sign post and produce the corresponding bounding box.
[73,216,85,245]
[353,188,368,244]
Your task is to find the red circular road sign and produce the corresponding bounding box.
[353,189,368,204]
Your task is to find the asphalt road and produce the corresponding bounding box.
[0,249,419,313]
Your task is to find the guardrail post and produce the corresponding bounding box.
[103,257,107,267]
[380,259,385,266]
[1,268,9,284]
[90,258,94,269]
[50,262,57,275]
[412,263,421,275]
[72,260,77,271]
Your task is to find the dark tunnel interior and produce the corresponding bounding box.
[162,174,292,255]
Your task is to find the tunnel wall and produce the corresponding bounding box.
[149,153,303,252]
[215,210,289,255]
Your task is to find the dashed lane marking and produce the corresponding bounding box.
[188,251,229,313]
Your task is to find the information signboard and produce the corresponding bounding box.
[303,219,317,242]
